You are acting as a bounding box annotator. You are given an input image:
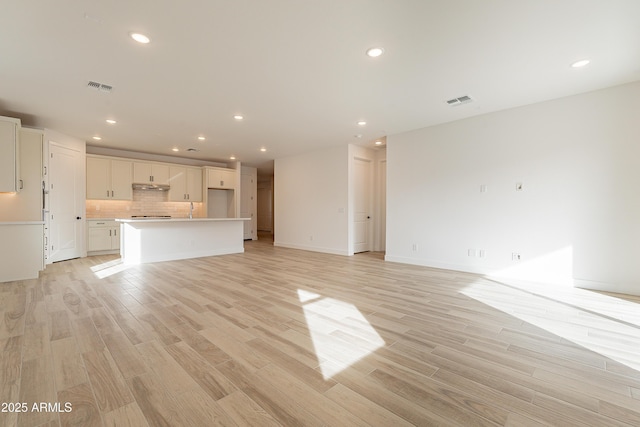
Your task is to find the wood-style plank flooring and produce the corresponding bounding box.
[2,235,640,426]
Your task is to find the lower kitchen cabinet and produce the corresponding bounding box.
[87,219,120,254]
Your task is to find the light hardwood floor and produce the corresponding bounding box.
[2,236,640,426]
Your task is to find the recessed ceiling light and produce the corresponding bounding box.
[92,136,102,140]
[106,119,116,124]
[357,121,367,126]
[375,140,383,145]
[130,32,151,44]
[197,136,206,141]
[571,59,590,68]
[230,156,236,160]
[366,47,384,58]
[233,115,244,120]
[260,147,267,152]
[172,148,179,152]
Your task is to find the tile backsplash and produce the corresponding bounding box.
[86,189,204,219]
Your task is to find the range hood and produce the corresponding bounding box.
[132,183,170,191]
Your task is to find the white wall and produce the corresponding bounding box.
[386,81,640,295]
[274,145,349,255]
[375,147,387,252]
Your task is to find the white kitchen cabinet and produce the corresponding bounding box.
[187,168,203,202]
[0,223,44,282]
[133,162,170,185]
[87,219,120,254]
[0,116,21,192]
[207,167,236,189]
[169,166,203,202]
[87,156,133,200]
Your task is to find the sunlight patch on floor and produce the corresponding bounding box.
[90,258,133,279]
[490,246,574,286]
[462,279,640,372]
[297,289,385,380]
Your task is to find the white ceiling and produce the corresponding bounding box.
[2,1,639,175]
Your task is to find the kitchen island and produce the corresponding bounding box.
[116,218,249,265]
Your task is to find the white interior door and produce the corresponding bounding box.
[49,144,84,262]
[353,157,372,253]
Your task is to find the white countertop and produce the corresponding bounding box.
[117,217,250,223]
[0,221,45,225]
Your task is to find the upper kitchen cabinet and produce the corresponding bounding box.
[207,167,236,189]
[168,166,202,202]
[0,128,43,222]
[133,162,170,185]
[0,116,21,192]
[87,155,133,200]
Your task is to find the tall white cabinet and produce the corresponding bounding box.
[0,125,45,283]
[241,166,257,240]
[0,116,21,192]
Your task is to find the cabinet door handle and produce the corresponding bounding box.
[109,230,112,236]
[107,190,110,197]
[19,180,24,190]
[220,180,224,186]
[111,190,114,197]
[114,229,117,236]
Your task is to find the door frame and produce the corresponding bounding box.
[45,131,86,264]
[351,154,374,254]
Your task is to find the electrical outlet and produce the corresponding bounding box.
[515,182,523,191]
[309,235,313,241]
[479,249,485,258]
[412,243,418,252]
[512,253,521,261]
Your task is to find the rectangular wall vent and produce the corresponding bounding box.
[446,95,473,106]
[87,81,113,92]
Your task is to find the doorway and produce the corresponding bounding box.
[48,143,84,262]
[353,157,372,253]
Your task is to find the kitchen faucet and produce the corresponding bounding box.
[189,201,194,219]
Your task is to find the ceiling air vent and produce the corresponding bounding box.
[445,95,473,106]
[87,81,113,92]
